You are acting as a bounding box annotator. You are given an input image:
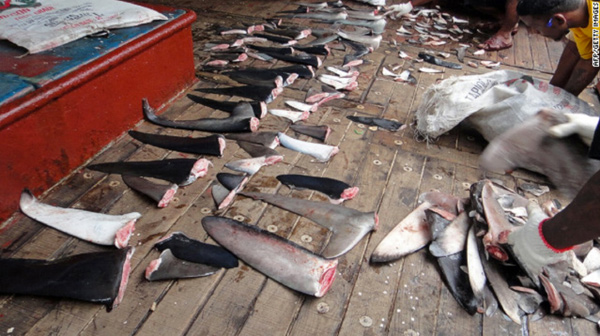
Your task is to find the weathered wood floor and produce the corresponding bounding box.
[1,1,600,335]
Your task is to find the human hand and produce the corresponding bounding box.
[548,113,598,146]
[507,201,568,286]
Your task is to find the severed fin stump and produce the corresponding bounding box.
[202,216,337,297]
[19,189,138,248]
[122,175,178,208]
[154,231,238,269]
[129,131,226,157]
[276,174,358,204]
[290,124,331,142]
[145,249,220,281]
[0,248,135,311]
[88,158,211,186]
[237,140,280,158]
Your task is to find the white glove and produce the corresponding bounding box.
[548,113,598,146]
[507,201,568,286]
[384,2,413,18]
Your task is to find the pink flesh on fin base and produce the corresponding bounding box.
[113,248,135,309]
[316,264,337,297]
[191,158,212,179]
[145,258,161,280]
[114,220,136,249]
[158,185,178,208]
[218,137,227,156]
[250,118,260,132]
[341,187,359,200]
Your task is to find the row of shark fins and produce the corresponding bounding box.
[369,179,600,325]
[2,0,413,309]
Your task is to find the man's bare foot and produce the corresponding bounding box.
[477,32,513,51]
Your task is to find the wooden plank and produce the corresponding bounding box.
[388,156,458,336]
[288,140,395,336]
[513,23,533,69]
[434,160,482,335]
[74,104,243,336]
[0,136,139,258]
[17,91,222,335]
[528,27,553,74]
[336,149,425,336]
[236,108,363,336]
[528,315,572,336]
[184,95,358,335]
[119,196,227,336]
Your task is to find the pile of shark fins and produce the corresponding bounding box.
[370,179,600,324]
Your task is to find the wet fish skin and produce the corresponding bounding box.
[265,26,312,40]
[212,184,234,210]
[425,208,453,241]
[327,18,387,34]
[227,72,297,89]
[0,248,134,311]
[428,211,470,257]
[341,39,371,60]
[195,85,281,104]
[154,231,238,268]
[302,34,339,47]
[370,202,433,263]
[277,174,359,204]
[337,31,381,50]
[481,253,524,324]
[145,249,220,281]
[285,100,318,113]
[122,175,178,208]
[418,190,465,214]
[247,44,294,55]
[252,33,296,44]
[225,155,283,175]
[418,52,462,69]
[202,216,338,297]
[128,131,225,157]
[224,131,280,149]
[88,158,211,187]
[481,180,515,261]
[217,172,248,192]
[20,189,139,248]
[346,116,404,131]
[290,124,331,142]
[278,132,339,162]
[143,99,259,133]
[269,109,310,123]
[240,192,377,259]
[264,51,322,68]
[237,140,280,158]
[293,44,331,56]
[224,64,314,79]
[186,94,266,119]
[437,251,479,315]
[466,224,487,309]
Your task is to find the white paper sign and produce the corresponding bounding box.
[0,0,167,53]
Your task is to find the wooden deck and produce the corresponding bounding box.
[1,1,599,335]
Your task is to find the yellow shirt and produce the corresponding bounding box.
[570,0,595,59]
